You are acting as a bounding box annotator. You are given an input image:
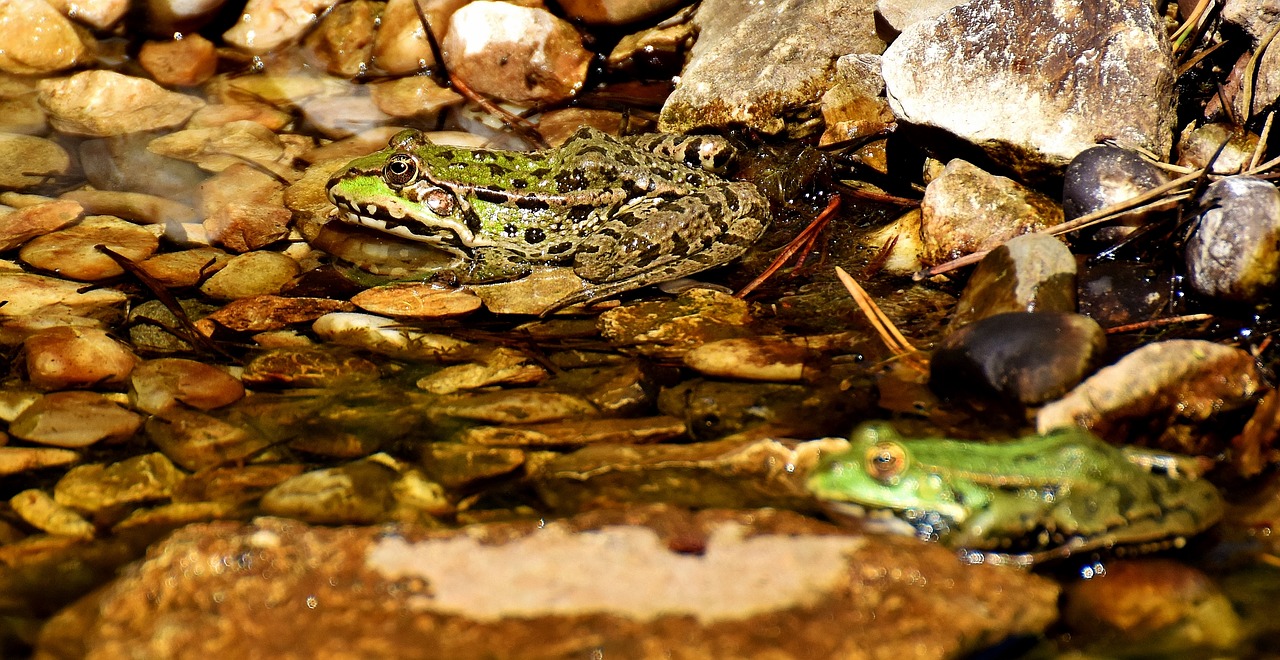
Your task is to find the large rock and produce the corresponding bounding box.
[37,509,1060,658]
[659,0,885,135]
[881,0,1176,176]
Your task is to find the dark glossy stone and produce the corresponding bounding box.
[1185,176,1280,303]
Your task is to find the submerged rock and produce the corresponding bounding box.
[951,232,1077,329]
[35,510,1060,658]
[1185,176,1280,304]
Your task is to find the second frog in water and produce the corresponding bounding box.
[327,127,770,308]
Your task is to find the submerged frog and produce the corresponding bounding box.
[806,423,1224,566]
[326,127,770,308]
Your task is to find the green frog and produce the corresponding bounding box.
[326,127,770,308]
[806,423,1224,566]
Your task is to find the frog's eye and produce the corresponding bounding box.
[864,442,907,484]
[384,154,419,187]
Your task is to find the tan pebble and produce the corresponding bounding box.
[129,358,245,415]
[138,34,218,87]
[9,391,143,447]
[199,252,301,300]
[24,326,141,390]
[352,282,482,319]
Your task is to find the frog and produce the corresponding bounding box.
[326,126,770,309]
[806,422,1224,566]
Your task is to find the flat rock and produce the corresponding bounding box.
[138,34,218,87]
[222,0,337,54]
[0,134,73,190]
[37,70,205,137]
[19,215,160,281]
[24,326,141,391]
[36,510,1060,658]
[660,0,885,135]
[0,200,82,251]
[9,391,143,448]
[0,0,88,74]
[0,446,80,476]
[881,0,1176,176]
[951,232,1077,328]
[0,273,127,345]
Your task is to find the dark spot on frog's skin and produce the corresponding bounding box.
[566,205,594,224]
[466,212,483,235]
[547,241,573,255]
[525,227,546,244]
[503,223,518,238]
[510,179,528,189]
[515,197,550,211]
[555,171,585,193]
[487,164,508,177]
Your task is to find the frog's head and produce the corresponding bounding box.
[807,423,988,542]
[326,129,477,251]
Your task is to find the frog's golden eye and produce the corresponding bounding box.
[384,154,419,187]
[864,442,907,484]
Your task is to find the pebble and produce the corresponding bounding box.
[881,0,1175,175]
[1062,145,1172,225]
[128,358,245,415]
[0,0,88,74]
[0,200,82,252]
[351,282,482,319]
[222,0,337,54]
[420,443,525,489]
[200,163,292,252]
[818,54,894,148]
[145,408,273,470]
[202,295,352,332]
[0,273,127,345]
[198,251,301,300]
[0,446,79,476]
[1185,176,1280,303]
[10,489,95,538]
[951,232,1077,328]
[60,190,200,228]
[312,312,472,360]
[683,337,812,382]
[37,70,205,137]
[435,390,599,425]
[370,0,454,74]
[1176,123,1259,175]
[9,391,143,448]
[457,416,686,447]
[53,452,184,513]
[241,347,381,388]
[660,0,885,135]
[24,326,141,391]
[442,1,592,104]
[147,120,290,176]
[0,92,48,135]
[369,76,464,121]
[19,215,161,281]
[138,34,218,87]
[930,311,1105,405]
[0,134,73,190]
[556,0,686,24]
[1037,339,1263,445]
[259,458,402,525]
[919,159,1063,264]
[302,0,377,78]
[48,0,129,29]
[415,347,546,394]
[597,289,753,360]
[136,247,232,288]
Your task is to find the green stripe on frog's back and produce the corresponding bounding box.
[807,423,1224,563]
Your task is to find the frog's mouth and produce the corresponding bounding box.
[818,501,953,543]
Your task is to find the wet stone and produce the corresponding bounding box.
[198,252,301,300]
[659,379,860,440]
[128,358,245,415]
[37,70,205,137]
[420,443,525,489]
[138,34,218,87]
[0,273,127,345]
[10,489,95,538]
[258,457,402,525]
[25,326,141,391]
[1062,560,1242,656]
[222,0,337,54]
[137,247,232,288]
[0,446,79,477]
[549,359,654,415]
[9,391,144,448]
[881,0,1175,175]
[1177,123,1260,175]
[433,390,598,425]
[145,408,274,471]
[442,1,592,105]
[1062,145,1172,231]
[369,76,464,121]
[19,215,160,281]
[930,311,1106,406]
[312,312,472,361]
[1038,339,1263,452]
[0,200,82,251]
[818,54,894,148]
[0,134,73,190]
[683,335,850,382]
[47,0,130,29]
[370,0,457,75]
[0,91,48,135]
[127,298,219,354]
[416,347,546,394]
[302,0,378,78]
[1185,176,1280,303]
[199,163,293,252]
[33,510,1059,659]
[352,282,483,320]
[468,267,591,315]
[53,452,184,513]
[202,295,352,333]
[598,289,753,359]
[0,0,88,74]
[78,131,209,204]
[59,190,201,227]
[241,348,381,388]
[919,159,1063,265]
[951,232,1077,329]
[457,416,687,448]
[172,464,306,506]
[148,120,294,177]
